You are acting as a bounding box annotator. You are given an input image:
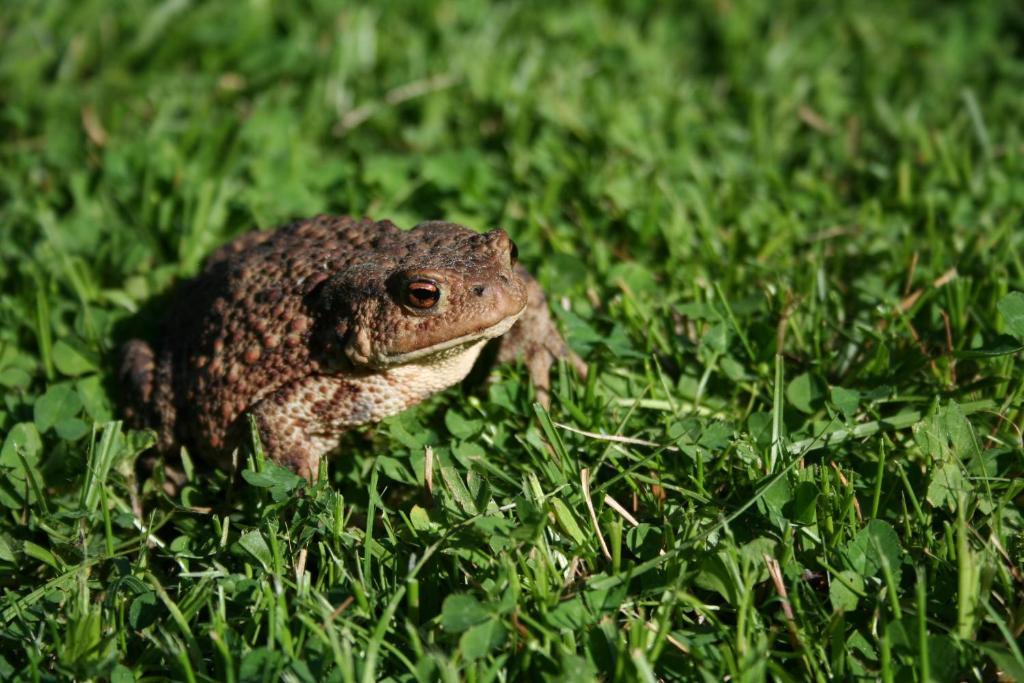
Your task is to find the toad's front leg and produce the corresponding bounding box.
[494,266,587,407]
[247,374,372,479]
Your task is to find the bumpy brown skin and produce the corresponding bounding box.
[121,215,583,479]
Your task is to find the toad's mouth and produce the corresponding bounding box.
[376,303,527,366]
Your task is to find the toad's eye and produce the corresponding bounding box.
[406,279,441,309]
[510,242,518,266]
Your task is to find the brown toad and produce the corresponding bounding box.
[121,215,583,478]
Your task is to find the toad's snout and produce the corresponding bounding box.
[468,273,527,321]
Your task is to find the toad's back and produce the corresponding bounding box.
[142,215,405,454]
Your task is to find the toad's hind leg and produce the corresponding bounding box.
[120,339,176,450]
[120,339,156,427]
[119,339,184,503]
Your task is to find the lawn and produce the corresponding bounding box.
[1,0,1023,680]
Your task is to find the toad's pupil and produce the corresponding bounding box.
[510,242,518,266]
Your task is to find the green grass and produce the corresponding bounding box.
[2,0,1024,680]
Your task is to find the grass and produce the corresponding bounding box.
[1,0,1024,680]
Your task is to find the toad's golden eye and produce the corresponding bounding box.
[406,280,441,309]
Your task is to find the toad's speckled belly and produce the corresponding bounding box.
[246,339,488,476]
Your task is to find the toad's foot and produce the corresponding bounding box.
[495,267,587,408]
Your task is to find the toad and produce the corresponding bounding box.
[121,215,584,478]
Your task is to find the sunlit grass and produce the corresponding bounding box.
[1,1,1023,680]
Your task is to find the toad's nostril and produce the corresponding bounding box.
[473,285,486,297]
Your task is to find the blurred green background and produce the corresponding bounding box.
[1,1,1023,681]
